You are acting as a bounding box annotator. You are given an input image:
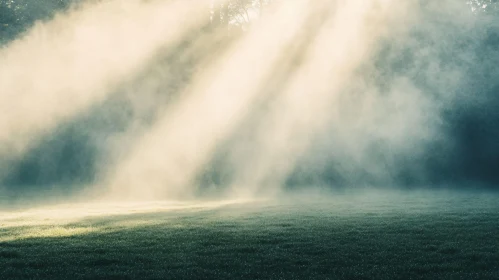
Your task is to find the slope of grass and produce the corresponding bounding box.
[0,191,498,279]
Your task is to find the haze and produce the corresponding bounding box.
[0,0,498,206]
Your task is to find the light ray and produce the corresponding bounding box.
[105,0,316,200]
[228,0,410,196]
[0,0,215,165]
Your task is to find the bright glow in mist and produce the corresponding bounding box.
[2,0,488,205]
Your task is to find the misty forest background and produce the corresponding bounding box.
[0,0,498,201]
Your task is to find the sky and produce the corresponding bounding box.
[0,0,498,204]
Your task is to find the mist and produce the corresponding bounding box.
[0,0,498,206]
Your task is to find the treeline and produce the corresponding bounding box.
[0,0,277,45]
[2,0,497,46]
[0,0,77,45]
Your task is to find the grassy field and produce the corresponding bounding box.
[0,191,498,279]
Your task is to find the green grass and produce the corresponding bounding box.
[0,191,498,279]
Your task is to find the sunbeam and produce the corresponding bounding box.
[104,0,316,200]
[0,0,214,167]
[228,0,412,196]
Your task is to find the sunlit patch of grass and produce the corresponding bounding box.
[20,226,95,241]
[0,198,252,228]
[0,198,256,244]
[0,225,98,242]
